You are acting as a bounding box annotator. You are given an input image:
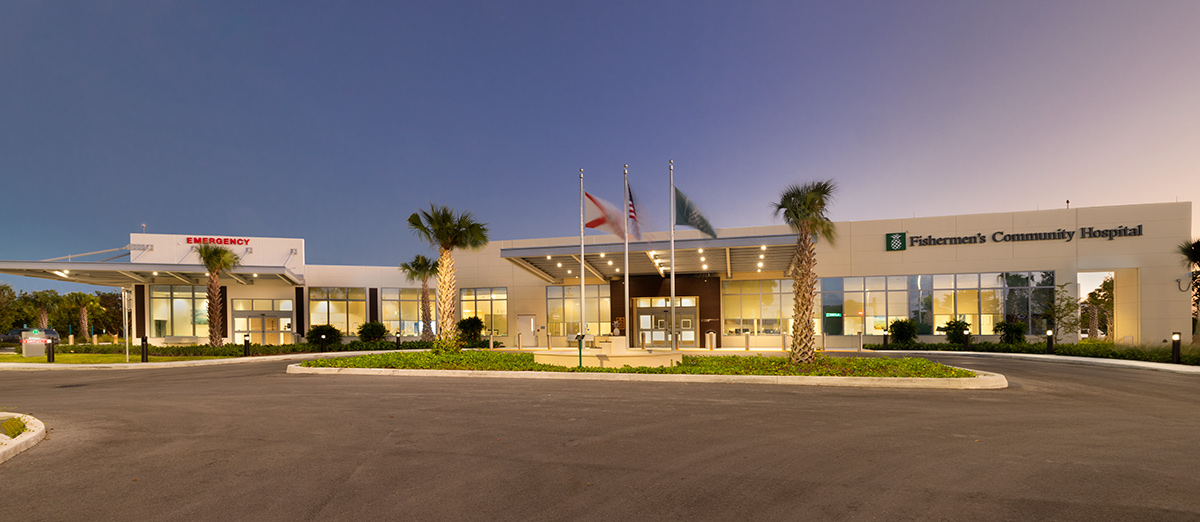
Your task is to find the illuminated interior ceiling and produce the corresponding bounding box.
[501,234,801,284]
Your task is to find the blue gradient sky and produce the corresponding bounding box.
[2,1,1198,293]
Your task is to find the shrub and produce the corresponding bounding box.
[431,334,462,355]
[888,319,919,345]
[306,325,343,347]
[457,317,484,343]
[357,321,389,342]
[2,416,27,438]
[939,319,972,346]
[993,321,1027,345]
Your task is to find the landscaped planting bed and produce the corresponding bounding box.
[301,351,975,378]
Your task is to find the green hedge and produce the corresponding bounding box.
[869,340,1200,366]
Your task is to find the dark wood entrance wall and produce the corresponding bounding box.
[608,274,722,348]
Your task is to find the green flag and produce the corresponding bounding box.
[674,187,717,238]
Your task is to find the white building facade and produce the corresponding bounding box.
[0,202,1191,348]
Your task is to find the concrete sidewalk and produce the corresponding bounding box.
[883,350,1200,375]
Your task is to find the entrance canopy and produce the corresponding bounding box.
[500,233,801,284]
[0,260,303,287]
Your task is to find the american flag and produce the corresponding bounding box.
[627,185,642,240]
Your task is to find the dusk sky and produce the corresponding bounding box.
[3,1,1198,294]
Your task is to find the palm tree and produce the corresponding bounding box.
[196,244,241,347]
[399,254,439,341]
[28,290,60,330]
[1180,239,1200,336]
[63,292,101,340]
[408,204,490,343]
[773,180,837,364]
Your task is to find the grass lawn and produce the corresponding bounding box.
[0,353,230,364]
[302,351,975,378]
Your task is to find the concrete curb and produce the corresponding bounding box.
[0,413,46,465]
[884,350,1200,375]
[286,364,1008,389]
[0,350,400,371]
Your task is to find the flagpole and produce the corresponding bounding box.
[669,160,676,351]
[623,164,630,346]
[579,169,585,342]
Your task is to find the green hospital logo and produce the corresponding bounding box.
[886,233,906,251]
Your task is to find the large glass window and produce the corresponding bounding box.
[309,287,367,334]
[546,285,609,336]
[150,285,209,337]
[752,271,1055,337]
[722,279,795,335]
[462,287,508,336]
[382,288,436,337]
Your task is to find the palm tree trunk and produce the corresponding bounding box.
[208,273,223,347]
[789,228,818,364]
[38,308,48,329]
[436,247,457,343]
[80,306,89,339]
[420,278,434,341]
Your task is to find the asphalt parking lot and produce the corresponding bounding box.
[2,354,1198,521]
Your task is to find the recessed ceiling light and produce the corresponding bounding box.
[761,245,767,250]
[702,264,708,270]
[700,257,706,262]
[616,268,621,272]
[567,270,572,274]
[547,255,552,260]
[152,271,158,276]
[599,253,605,258]
[757,262,763,267]
[607,260,613,265]
[557,262,562,267]
[759,254,765,259]
[698,248,704,253]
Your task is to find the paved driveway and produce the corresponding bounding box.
[1,355,1198,521]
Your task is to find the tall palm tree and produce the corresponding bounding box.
[773,180,838,364]
[63,292,101,340]
[399,254,439,341]
[196,244,241,347]
[408,204,490,343]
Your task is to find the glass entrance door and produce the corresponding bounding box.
[633,297,699,348]
[233,311,294,345]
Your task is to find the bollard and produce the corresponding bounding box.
[243,338,251,357]
[1045,329,1054,355]
[47,340,55,363]
[489,333,494,350]
[744,332,750,351]
[395,336,401,351]
[1172,332,1182,364]
[517,333,523,350]
[883,333,889,349]
[141,337,149,363]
